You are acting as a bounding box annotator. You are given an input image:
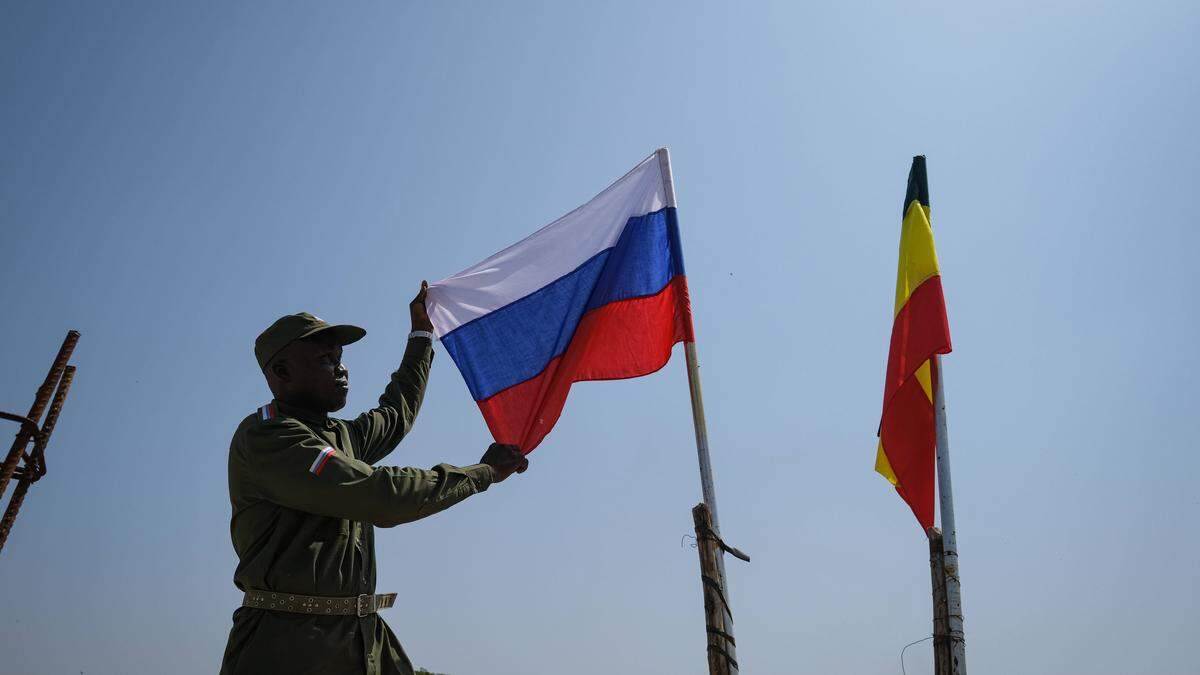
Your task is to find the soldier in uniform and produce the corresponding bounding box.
[221,283,528,674]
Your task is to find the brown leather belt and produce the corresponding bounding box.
[242,589,397,617]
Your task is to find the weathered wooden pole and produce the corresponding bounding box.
[693,503,734,675]
[928,527,952,675]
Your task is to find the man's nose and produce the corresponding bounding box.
[335,363,348,378]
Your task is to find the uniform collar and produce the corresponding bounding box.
[274,399,336,428]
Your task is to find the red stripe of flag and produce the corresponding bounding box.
[479,275,694,452]
[313,448,335,476]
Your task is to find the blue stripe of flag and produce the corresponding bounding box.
[441,207,684,401]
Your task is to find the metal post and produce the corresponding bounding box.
[934,355,966,673]
[656,147,738,669]
[684,343,720,523]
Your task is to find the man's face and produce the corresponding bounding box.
[275,334,349,412]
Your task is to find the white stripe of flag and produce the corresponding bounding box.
[309,447,335,475]
[426,152,668,337]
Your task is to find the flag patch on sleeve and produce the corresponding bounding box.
[258,403,276,421]
[309,447,336,476]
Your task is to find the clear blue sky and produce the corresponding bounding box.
[2,2,1197,673]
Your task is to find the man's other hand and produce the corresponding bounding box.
[480,443,528,483]
[410,281,434,333]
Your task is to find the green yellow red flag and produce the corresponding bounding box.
[876,156,952,530]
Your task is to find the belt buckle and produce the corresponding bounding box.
[356,594,372,617]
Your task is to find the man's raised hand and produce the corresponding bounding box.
[410,281,434,333]
[480,443,529,483]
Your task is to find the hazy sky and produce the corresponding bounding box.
[2,2,1197,673]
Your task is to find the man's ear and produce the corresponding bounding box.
[270,359,290,383]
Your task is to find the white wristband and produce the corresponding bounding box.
[408,330,435,341]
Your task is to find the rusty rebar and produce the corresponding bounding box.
[0,365,77,553]
[0,412,39,438]
[27,366,76,480]
[0,331,79,498]
[0,479,31,553]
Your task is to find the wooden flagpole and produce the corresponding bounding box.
[927,527,953,675]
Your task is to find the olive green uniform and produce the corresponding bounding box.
[221,336,493,674]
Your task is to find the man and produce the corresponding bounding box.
[221,282,527,674]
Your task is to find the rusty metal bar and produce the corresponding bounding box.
[0,480,32,552]
[0,363,77,553]
[0,332,80,555]
[27,366,76,480]
[0,412,39,439]
[0,331,79,499]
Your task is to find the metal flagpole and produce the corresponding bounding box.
[934,355,966,674]
[656,148,739,670]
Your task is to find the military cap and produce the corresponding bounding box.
[255,312,366,370]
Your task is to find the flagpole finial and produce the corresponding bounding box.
[656,148,677,208]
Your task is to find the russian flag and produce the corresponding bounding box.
[426,150,695,453]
